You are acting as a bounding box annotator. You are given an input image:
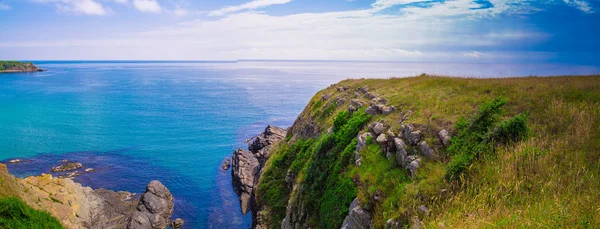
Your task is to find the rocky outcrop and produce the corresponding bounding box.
[438,129,451,147]
[222,158,231,170]
[51,161,83,172]
[232,148,260,214]
[341,198,372,229]
[0,163,176,229]
[128,181,174,229]
[232,125,286,216]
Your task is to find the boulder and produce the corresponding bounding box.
[369,122,386,136]
[365,106,378,116]
[409,131,423,145]
[381,106,395,115]
[355,132,373,166]
[351,99,365,108]
[337,86,349,92]
[406,156,421,178]
[394,138,408,167]
[321,93,332,101]
[341,198,372,229]
[221,158,231,170]
[336,97,348,106]
[418,141,435,158]
[358,86,369,94]
[348,105,358,113]
[171,218,184,229]
[365,92,378,100]
[376,134,387,144]
[128,180,174,229]
[370,97,388,105]
[417,205,429,215]
[438,129,451,147]
[231,148,260,215]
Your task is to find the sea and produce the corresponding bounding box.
[0,60,598,228]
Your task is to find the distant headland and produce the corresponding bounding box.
[0,61,44,73]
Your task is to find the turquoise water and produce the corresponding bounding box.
[1,61,599,228]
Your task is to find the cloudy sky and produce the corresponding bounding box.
[0,0,598,64]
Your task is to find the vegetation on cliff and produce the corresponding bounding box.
[0,61,43,73]
[0,197,63,229]
[255,75,600,228]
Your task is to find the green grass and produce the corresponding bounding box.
[0,197,64,229]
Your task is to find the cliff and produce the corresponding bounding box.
[0,164,178,229]
[238,75,600,228]
[0,61,44,73]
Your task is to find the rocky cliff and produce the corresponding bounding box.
[0,164,178,229]
[246,76,600,228]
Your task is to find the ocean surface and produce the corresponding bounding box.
[0,61,598,228]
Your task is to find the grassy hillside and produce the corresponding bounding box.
[0,164,64,229]
[255,75,600,228]
[0,61,42,72]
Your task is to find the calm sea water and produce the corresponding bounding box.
[0,61,598,228]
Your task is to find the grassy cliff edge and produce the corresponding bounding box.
[254,75,600,228]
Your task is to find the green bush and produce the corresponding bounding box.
[446,98,528,180]
[0,197,64,229]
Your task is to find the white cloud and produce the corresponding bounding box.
[371,0,430,10]
[35,0,108,15]
[7,0,557,61]
[132,0,161,13]
[114,0,128,4]
[564,0,594,13]
[208,0,292,16]
[462,51,483,58]
[0,3,11,10]
[171,5,188,17]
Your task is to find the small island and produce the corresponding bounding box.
[0,61,44,73]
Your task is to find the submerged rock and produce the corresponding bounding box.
[221,158,231,170]
[171,218,184,229]
[51,161,83,172]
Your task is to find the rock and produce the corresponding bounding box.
[374,190,383,202]
[355,132,373,166]
[376,134,387,144]
[370,97,388,105]
[171,218,184,229]
[358,86,369,94]
[386,129,396,138]
[381,106,395,115]
[248,125,286,154]
[354,92,361,98]
[386,219,402,229]
[406,156,421,178]
[365,92,378,100]
[418,141,435,158]
[438,129,451,147]
[221,158,231,170]
[321,93,332,101]
[351,99,365,108]
[417,205,429,214]
[84,168,95,173]
[337,86,349,92]
[285,169,294,190]
[341,198,372,229]
[8,159,21,164]
[129,180,174,229]
[394,138,408,167]
[231,148,260,215]
[51,162,83,172]
[370,122,386,135]
[348,105,358,112]
[336,97,348,106]
[365,106,378,116]
[409,131,423,145]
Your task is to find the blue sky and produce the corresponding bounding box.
[0,0,598,64]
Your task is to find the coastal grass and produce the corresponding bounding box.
[260,75,600,228]
[0,197,64,229]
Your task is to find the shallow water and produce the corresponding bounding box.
[0,61,598,228]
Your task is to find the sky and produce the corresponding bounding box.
[0,0,598,64]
